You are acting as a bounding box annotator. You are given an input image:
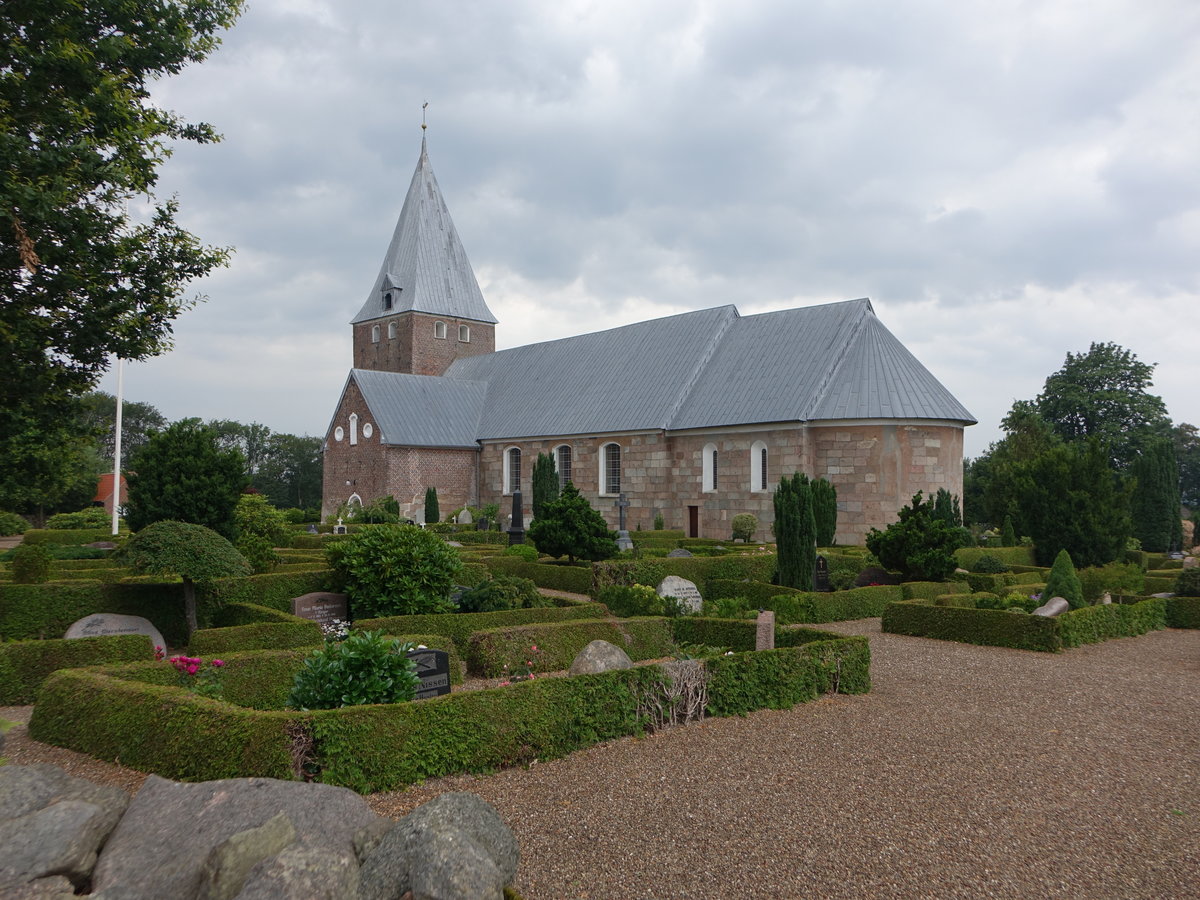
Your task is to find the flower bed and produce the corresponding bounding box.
[28,620,870,792]
[881,597,1167,651]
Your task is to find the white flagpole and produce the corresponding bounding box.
[112,357,124,536]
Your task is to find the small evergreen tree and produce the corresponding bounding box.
[865,491,970,582]
[1043,548,1085,609]
[527,483,618,564]
[1130,439,1180,552]
[125,421,246,539]
[233,493,290,574]
[424,487,440,525]
[531,452,559,520]
[1000,514,1017,547]
[811,477,838,547]
[774,473,816,589]
[933,488,955,525]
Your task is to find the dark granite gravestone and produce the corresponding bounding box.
[508,490,525,547]
[407,648,452,699]
[290,592,349,628]
[307,524,319,534]
[814,555,831,592]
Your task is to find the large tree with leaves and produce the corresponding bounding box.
[0,0,243,494]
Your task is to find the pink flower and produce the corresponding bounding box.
[499,681,511,687]
[186,664,199,676]
[211,659,225,668]
[531,645,538,652]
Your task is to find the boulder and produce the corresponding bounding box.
[358,792,518,900]
[1031,597,1070,617]
[197,812,296,900]
[569,640,633,675]
[231,846,359,899]
[666,548,693,558]
[91,775,379,900]
[4,875,76,899]
[0,765,129,893]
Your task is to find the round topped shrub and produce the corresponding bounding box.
[970,554,1011,574]
[288,630,419,710]
[326,524,462,618]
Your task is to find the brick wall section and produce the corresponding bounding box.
[353,312,495,376]
[323,380,389,517]
[476,422,965,544]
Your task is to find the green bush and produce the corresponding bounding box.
[0,511,29,536]
[596,584,683,618]
[730,514,758,542]
[466,618,677,677]
[481,557,593,594]
[969,554,1011,574]
[866,491,969,581]
[704,580,900,624]
[1043,549,1085,609]
[354,604,608,655]
[288,631,419,710]
[199,569,333,612]
[965,572,1015,594]
[188,620,322,655]
[1077,562,1145,602]
[233,494,291,574]
[883,600,1061,651]
[1058,599,1166,647]
[527,483,618,564]
[327,525,461,618]
[11,543,52,584]
[974,592,1040,613]
[45,508,112,529]
[1175,568,1200,597]
[954,546,1037,568]
[1166,597,1200,628]
[0,633,154,704]
[456,575,550,613]
[22,528,114,546]
[502,543,539,562]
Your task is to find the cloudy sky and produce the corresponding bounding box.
[99,0,1200,458]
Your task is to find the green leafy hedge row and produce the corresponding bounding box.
[212,602,310,627]
[0,581,189,644]
[0,633,155,704]
[1166,597,1200,629]
[200,569,333,611]
[954,546,1037,568]
[593,553,778,596]
[882,598,1167,651]
[479,557,593,593]
[188,621,323,656]
[1143,575,1180,594]
[629,530,686,544]
[705,580,901,624]
[354,603,609,655]
[466,617,677,677]
[30,631,869,791]
[21,529,116,546]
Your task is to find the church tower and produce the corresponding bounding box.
[350,135,497,376]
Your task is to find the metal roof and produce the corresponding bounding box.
[337,299,975,447]
[351,136,497,326]
[350,368,486,448]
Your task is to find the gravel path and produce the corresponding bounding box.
[5,621,1198,898]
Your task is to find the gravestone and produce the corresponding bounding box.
[656,575,702,613]
[306,524,319,534]
[333,517,347,535]
[756,610,775,651]
[508,490,525,547]
[457,508,473,525]
[666,548,693,558]
[406,648,451,699]
[813,555,831,592]
[65,614,164,655]
[614,493,633,551]
[1031,597,1069,617]
[290,593,349,628]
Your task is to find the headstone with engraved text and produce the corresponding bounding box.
[290,592,349,628]
[65,614,165,655]
[407,648,452,699]
[814,555,831,592]
[656,575,702,613]
[756,609,776,651]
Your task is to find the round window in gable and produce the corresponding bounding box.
[334,426,344,442]
[363,423,374,439]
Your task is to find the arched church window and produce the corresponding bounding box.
[383,291,393,311]
[387,321,397,339]
[459,324,471,342]
[555,445,573,489]
[371,325,380,343]
[504,447,521,495]
[702,443,718,492]
[434,321,447,339]
[349,413,358,446]
[600,443,621,495]
[750,441,768,492]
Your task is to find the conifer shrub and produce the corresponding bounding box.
[1043,549,1085,609]
[811,478,838,547]
[866,492,970,582]
[527,483,618,564]
[774,473,816,589]
[1000,515,1017,547]
[969,554,1011,574]
[424,487,439,525]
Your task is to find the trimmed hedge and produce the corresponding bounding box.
[1166,597,1200,629]
[479,557,593,594]
[466,618,677,677]
[354,603,609,655]
[705,580,901,624]
[883,597,1167,651]
[954,546,1036,568]
[0,633,155,704]
[901,582,953,602]
[199,569,334,611]
[188,620,323,655]
[212,602,311,627]
[1142,575,1178,594]
[0,581,189,645]
[629,530,686,544]
[594,554,778,596]
[21,528,116,546]
[30,631,868,792]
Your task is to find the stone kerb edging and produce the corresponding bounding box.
[0,764,518,899]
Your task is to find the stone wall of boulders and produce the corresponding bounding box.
[0,764,518,899]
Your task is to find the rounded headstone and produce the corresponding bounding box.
[1031,596,1070,617]
[656,575,702,613]
[64,614,164,655]
[666,548,693,558]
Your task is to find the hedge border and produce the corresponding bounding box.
[1166,596,1200,629]
[465,618,677,677]
[479,557,593,594]
[705,580,900,624]
[354,603,609,655]
[0,633,155,704]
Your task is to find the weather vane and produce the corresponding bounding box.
[421,101,428,131]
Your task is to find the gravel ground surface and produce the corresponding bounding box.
[5,620,1198,899]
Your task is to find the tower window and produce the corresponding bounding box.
[383,292,393,310]
[434,321,447,339]
[370,325,380,343]
[387,321,397,339]
[459,324,471,342]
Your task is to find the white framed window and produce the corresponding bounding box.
[334,426,344,442]
[370,324,380,343]
[349,413,358,446]
[555,444,573,489]
[434,321,447,339]
[702,442,719,492]
[348,492,363,509]
[750,440,768,492]
[362,422,374,439]
[459,324,471,342]
[504,446,521,495]
[600,442,621,495]
[387,321,397,339]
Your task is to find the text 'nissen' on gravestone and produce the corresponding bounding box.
[407,648,452,699]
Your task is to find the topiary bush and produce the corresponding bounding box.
[502,543,539,562]
[45,508,112,529]
[10,542,53,584]
[1043,549,1085,609]
[970,554,1011,574]
[233,494,290,574]
[730,514,757,542]
[866,491,970,582]
[326,524,462,618]
[456,575,549,613]
[287,630,419,710]
[0,511,29,536]
[596,583,679,617]
[1175,568,1200,597]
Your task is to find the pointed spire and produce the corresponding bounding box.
[351,133,497,326]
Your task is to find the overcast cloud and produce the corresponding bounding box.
[98,0,1200,457]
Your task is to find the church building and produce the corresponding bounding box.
[323,137,976,544]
